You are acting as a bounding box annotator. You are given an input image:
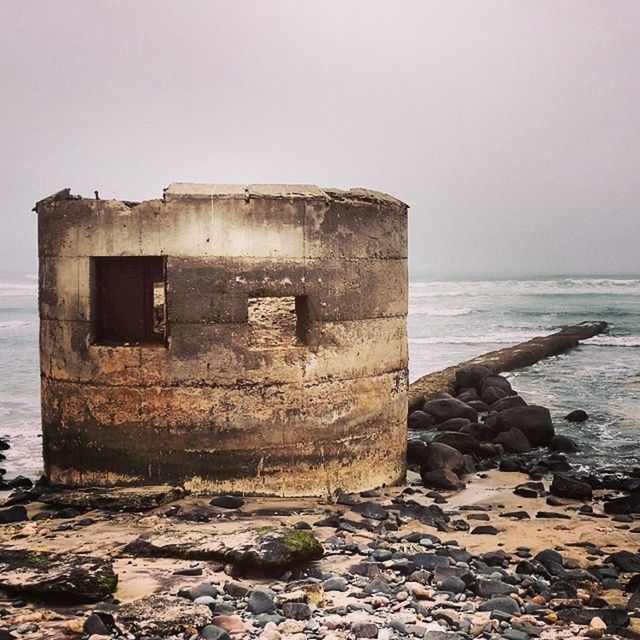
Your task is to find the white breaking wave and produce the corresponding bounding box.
[409,278,640,298]
[409,330,548,345]
[0,282,37,297]
[0,320,36,329]
[583,335,640,347]
[409,307,473,317]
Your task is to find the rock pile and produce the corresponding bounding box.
[408,365,582,491]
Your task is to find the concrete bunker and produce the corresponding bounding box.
[36,183,408,496]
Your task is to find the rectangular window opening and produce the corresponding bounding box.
[247,295,309,347]
[92,256,167,346]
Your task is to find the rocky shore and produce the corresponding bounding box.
[1,366,640,639]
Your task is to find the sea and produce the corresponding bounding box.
[1,272,639,479]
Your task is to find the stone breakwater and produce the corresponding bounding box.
[407,320,609,412]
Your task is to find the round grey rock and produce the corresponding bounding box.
[247,587,276,614]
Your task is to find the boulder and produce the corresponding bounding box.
[534,549,564,576]
[117,595,213,636]
[479,375,514,394]
[467,400,489,413]
[123,526,323,572]
[514,481,544,498]
[420,442,465,476]
[352,502,388,521]
[490,396,527,412]
[439,576,466,594]
[455,365,492,389]
[408,410,436,430]
[200,625,231,640]
[83,613,110,636]
[409,554,451,570]
[461,454,477,474]
[0,505,28,524]
[456,388,479,403]
[467,400,491,413]
[477,596,520,614]
[604,495,640,515]
[407,439,428,466]
[607,551,640,573]
[247,587,276,614]
[550,473,593,500]
[481,386,510,405]
[435,417,471,432]
[422,469,462,491]
[433,431,479,455]
[421,398,478,424]
[565,409,589,422]
[0,549,117,603]
[496,406,555,447]
[471,525,499,535]
[460,422,497,441]
[548,435,579,453]
[493,428,532,454]
[40,485,185,512]
[477,579,516,596]
[210,495,244,509]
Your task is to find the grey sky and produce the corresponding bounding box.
[1,1,638,277]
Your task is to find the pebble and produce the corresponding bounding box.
[83,613,109,635]
[323,576,349,592]
[199,625,231,640]
[248,588,276,615]
[351,621,378,638]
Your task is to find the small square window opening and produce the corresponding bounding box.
[247,295,310,347]
[92,256,167,345]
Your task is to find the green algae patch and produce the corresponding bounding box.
[282,529,324,557]
[0,549,118,603]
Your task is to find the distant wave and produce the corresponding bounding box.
[410,307,473,317]
[583,335,640,347]
[0,282,37,297]
[409,278,640,298]
[409,330,547,345]
[0,320,36,329]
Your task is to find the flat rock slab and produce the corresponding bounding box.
[0,548,117,603]
[117,594,212,636]
[122,526,323,572]
[40,485,185,512]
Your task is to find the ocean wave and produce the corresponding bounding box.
[0,282,38,297]
[409,307,473,317]
[0,320,37,330]
[582,336,640,347]
[409,278,640,298]
[409,330,547,345]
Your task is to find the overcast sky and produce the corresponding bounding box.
[1,1,638,278]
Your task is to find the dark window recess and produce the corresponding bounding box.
[247,295,310,346]
[93,257,167,345]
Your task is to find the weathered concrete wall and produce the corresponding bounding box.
[37,184,409,496]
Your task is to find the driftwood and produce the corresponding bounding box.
[408,321,608,412]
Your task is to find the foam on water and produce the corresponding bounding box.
[409,330,547,345]
[0,282,38,297]
[409,307,473,317]
[410,277,640,298]
[583,336,640,347]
